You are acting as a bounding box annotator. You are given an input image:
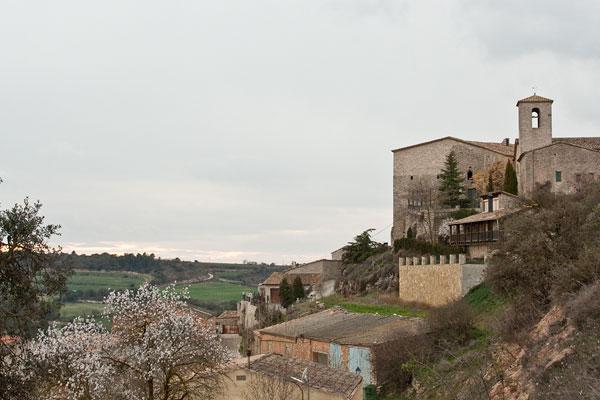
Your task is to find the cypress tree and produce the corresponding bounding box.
[487,172,494,193]
[292,276,305,301]
[503,161,518,195]
[439,151,464,207]
[279,278,293,308]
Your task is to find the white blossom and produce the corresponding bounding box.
[19,284,231,400]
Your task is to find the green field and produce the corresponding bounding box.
[68,270,152,292]
[60,301,105,320]
[178,281,255,304]
[322,294,425,317]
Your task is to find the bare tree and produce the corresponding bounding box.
[242,372,300,400]
[407,177,444,243]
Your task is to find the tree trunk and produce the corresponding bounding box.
[148,378,154,400]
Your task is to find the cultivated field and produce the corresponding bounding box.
[67,270,152,292]
[178,281,255,304]
[59,301,105,320]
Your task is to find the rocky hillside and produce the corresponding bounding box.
[336,249,398,295]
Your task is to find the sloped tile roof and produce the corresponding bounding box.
[392,136,515,157]
[463,140,515,157]
[249,353,362,398]
[217,310,239,320]
[260,271,321,286]
[516,94,554,105]
[260,272,285,285]
[258,308,425,346]
[448,209,516,225]
[552,137,600,152]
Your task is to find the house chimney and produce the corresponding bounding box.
[488,194,494,212]
[502,138,510,146]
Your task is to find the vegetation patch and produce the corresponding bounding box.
[59,301,105,320]
[322,294,425,318]
[68,270,151,291]
[464,283,503,314]
[181,281,254,303]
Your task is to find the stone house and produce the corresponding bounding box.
[219,353,363,400]
[254,308,425,385]
[215,310,240,334]
[391,94,600,246]
[331,247,346,261]
[258,259,341,306]
[447,191,527,258]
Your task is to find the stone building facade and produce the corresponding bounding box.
[391,94,600,245]
[219,354,363,400]
[391,137,514,244]
[515,96,600,197]
[254,308,425,385]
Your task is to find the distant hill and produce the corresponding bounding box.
[62,252,287,286]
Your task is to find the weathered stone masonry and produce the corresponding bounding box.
[398,255,486,307]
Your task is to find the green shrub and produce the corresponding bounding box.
[427,300,476,345]
[393,238,461,256]
[451,208,477,220]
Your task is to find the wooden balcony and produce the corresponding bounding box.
[449,230,503,246]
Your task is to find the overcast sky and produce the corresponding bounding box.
[1,0,599,263]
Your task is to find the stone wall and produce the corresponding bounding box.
[219,367,362,400]
[519,143,600,197]
[398,255,486,306]
[238,300,258,330]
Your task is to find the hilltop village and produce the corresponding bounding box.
[6,94,600,400]
[192,94,600,398]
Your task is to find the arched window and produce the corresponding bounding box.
[532,108,540,129]
[467,167,473,180]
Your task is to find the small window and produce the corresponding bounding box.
[532,108,540,129]
[555,171,562,182]
[312,352,328,365]
[236,375,246,381]
[410,175,413,180]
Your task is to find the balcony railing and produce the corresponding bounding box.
[449,230,503,245]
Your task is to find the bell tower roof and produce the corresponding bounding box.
[516,94,554,106]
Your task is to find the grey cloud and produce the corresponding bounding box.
[1,0,599,262]
[459,0,600,60]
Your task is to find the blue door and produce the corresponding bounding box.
[348,346,372,384]
[329,343,342,369]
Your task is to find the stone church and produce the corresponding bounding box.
[391,94,600,245]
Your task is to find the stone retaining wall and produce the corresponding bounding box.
[398,255,486,306]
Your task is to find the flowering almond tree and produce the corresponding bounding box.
[22,284,231,400]
[21,318,116,400]
[102,284,231,400]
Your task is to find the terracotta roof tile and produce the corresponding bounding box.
[516,94,554,105]
[217,310,239,319]
[260,271,321,286]
[552,137,600,152]
[260,272,285,285]
[249,353,362,398]
[392,136,515,157]
[464,140,515,157]
[258,308,425,346]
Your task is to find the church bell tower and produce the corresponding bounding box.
[517,94,553,155]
